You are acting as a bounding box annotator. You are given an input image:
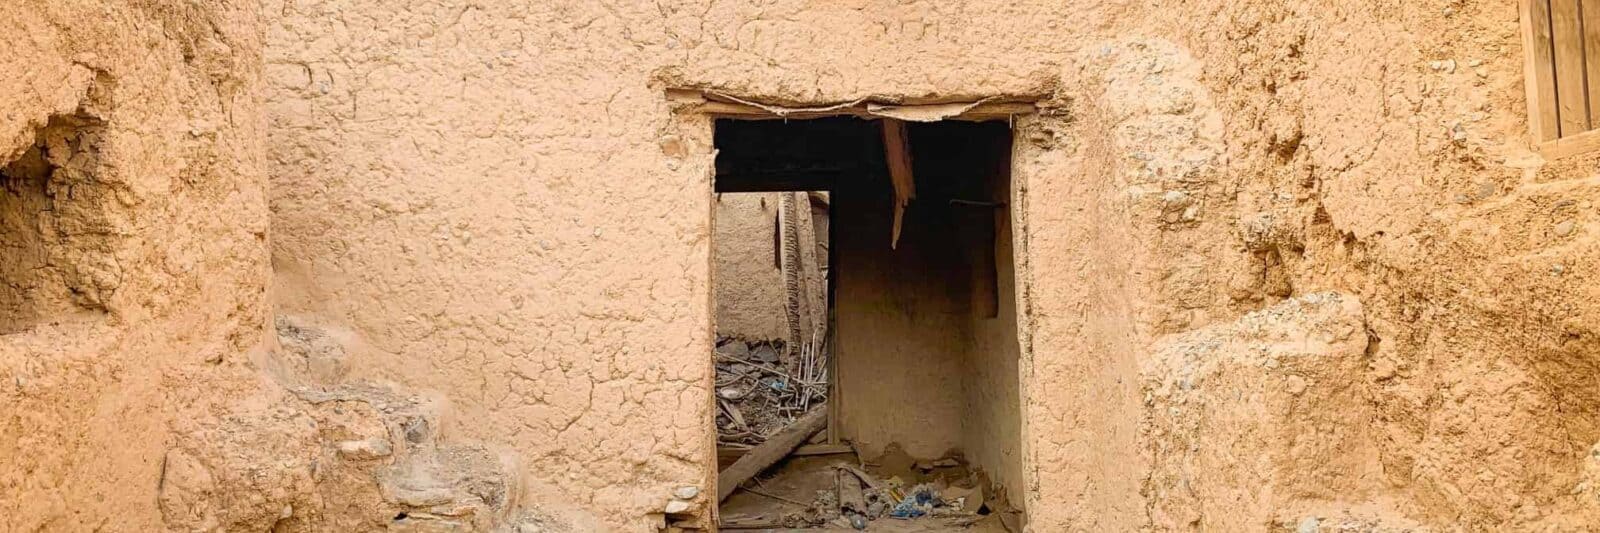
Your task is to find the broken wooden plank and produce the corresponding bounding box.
[718,398,748,430]
[837,468,866,516]
[717,405,828,501]
[1584,0,1600,126]
[880,118,915,249]
[742,486,810,507]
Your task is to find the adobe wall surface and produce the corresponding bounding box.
[175,0,1600,531]
[0,0,272,529]
[5,0,1600,531]
[264,3,720,530]
[712,193,787,341]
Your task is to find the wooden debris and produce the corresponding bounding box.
[717,405,829,501]
[880,118,915,249]
[999,510,1023,532]
[837,468,866,516]
[718,398,747,430]
[714,336,828,447]
[944,484,985,514]
[833,464,884,491]
[719,515,785,530]
[791,443,852,456]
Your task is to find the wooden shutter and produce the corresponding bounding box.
[1525,0,1600,147]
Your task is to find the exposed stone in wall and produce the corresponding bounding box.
[162,322,601,532]
[1141,293,1384,530]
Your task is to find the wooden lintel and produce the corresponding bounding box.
[686,100,1036,121]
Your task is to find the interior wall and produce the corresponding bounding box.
[713,192,787,340]
[0,139,53,333]
[958,126,1025,507]
[835,164,972,459]
[837,122,1022,484]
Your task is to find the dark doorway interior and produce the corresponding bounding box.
[711,116,1024,530]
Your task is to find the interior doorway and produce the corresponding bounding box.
[709,114,1025,531]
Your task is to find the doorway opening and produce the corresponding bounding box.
[710,115,1025,531]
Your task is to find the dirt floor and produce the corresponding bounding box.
[720,451,1018,532]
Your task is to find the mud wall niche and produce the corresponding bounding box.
[0,114,113,334]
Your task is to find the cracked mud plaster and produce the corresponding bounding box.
[263,0,1600,530]
[6,0,1600,531]
[1,0,272,531]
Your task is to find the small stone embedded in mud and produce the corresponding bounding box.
[337,438,393,460]
[405,417,431,444]
[1476,181,1496,199]
[716,340,750,359]
[1286,376,1308,396]
[673,486,700,499]
[1372,358,1398,381]
[664,499,692,514]
[1555,220,1576,237]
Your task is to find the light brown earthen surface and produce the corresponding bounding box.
[713,193,787,341]
[1,0,273,530]
[6,0,1600,531]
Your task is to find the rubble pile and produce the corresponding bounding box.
[722,457,1002,530]
[714,336,828,447]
